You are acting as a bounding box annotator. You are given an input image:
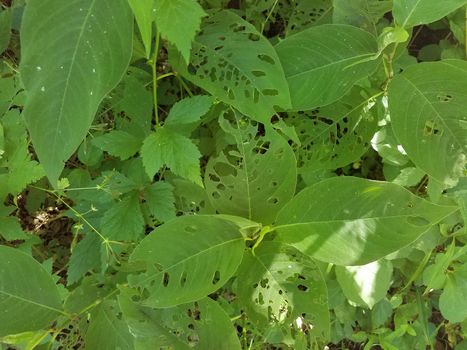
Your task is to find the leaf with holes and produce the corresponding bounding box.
[127,215,245,308]
[388,60,467,188]
[85,300,134,350]
[393,0,467,28]
[236,242,329,344]
[119,290,241,349]
[286,0,333,36]
[20,0,133,185]
[155,0,207,64]
[275,24,379,111]
[205,113,297,224]
[275,177,458,266]
[0,245,63,336]
[285,90,379,172]
[170,10,291,123]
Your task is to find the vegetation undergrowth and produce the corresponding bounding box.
[0,0,466,349]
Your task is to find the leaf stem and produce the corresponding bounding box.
[261,0,279,35]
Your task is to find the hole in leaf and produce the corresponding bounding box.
[297,284,308,292]
[437,93,453,102]
[258,54,275,65]
[268,197,279,205]
[212,270,221,285]
[180,271,187,287]
[252,70,266,77]
[163,272,170,287]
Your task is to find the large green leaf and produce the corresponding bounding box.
[128,215,244,308]
[119,292,241,350]
[236,242,329,345]
[155,0,207,64]
[275,177,458,265]
[0,245,63,336]
[20,0,133,185]
[205,113,297,224]
[275,24,379,111]
[85,300,134,350]
[388,60,467,188]
[439,267,467,323]
[170,10,291,123]
[393,0,467,28]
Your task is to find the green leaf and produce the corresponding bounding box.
[205,114,297,223]
[275,24,379,111]
[128,0,154,58]
[128,215,244,308]
[100,193,145,241]
[170,10,291,123]
[0,8,12,55]
[93,130,142,160]
[236,242,330,343]
[20,0,133,185]
[119,292,241,349]
[144,181,176,223]
[439,268,467,323]
[0,217,29,241]
[155,0,207,64]
[141,127,202,185]
[275,177,458,265]
[164,95,213,134]
[393,0,467,28]
[67,234,101,285]
[335,259,393,309]
[85,300,134,350]
[388,60,467,188]
[0,245,63,336]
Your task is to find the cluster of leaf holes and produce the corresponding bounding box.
[288,109,371,167]
[207,136,284,207]
[188,21,280,103]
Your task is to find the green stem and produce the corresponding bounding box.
[152,31,161,128]
[261,0,279,35]
[251,225,273,255]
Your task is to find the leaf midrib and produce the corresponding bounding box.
[52,0,98,163]
[134,236,244,287]
[0,289,64,315]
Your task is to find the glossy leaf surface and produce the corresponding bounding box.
[275,177,457,265]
